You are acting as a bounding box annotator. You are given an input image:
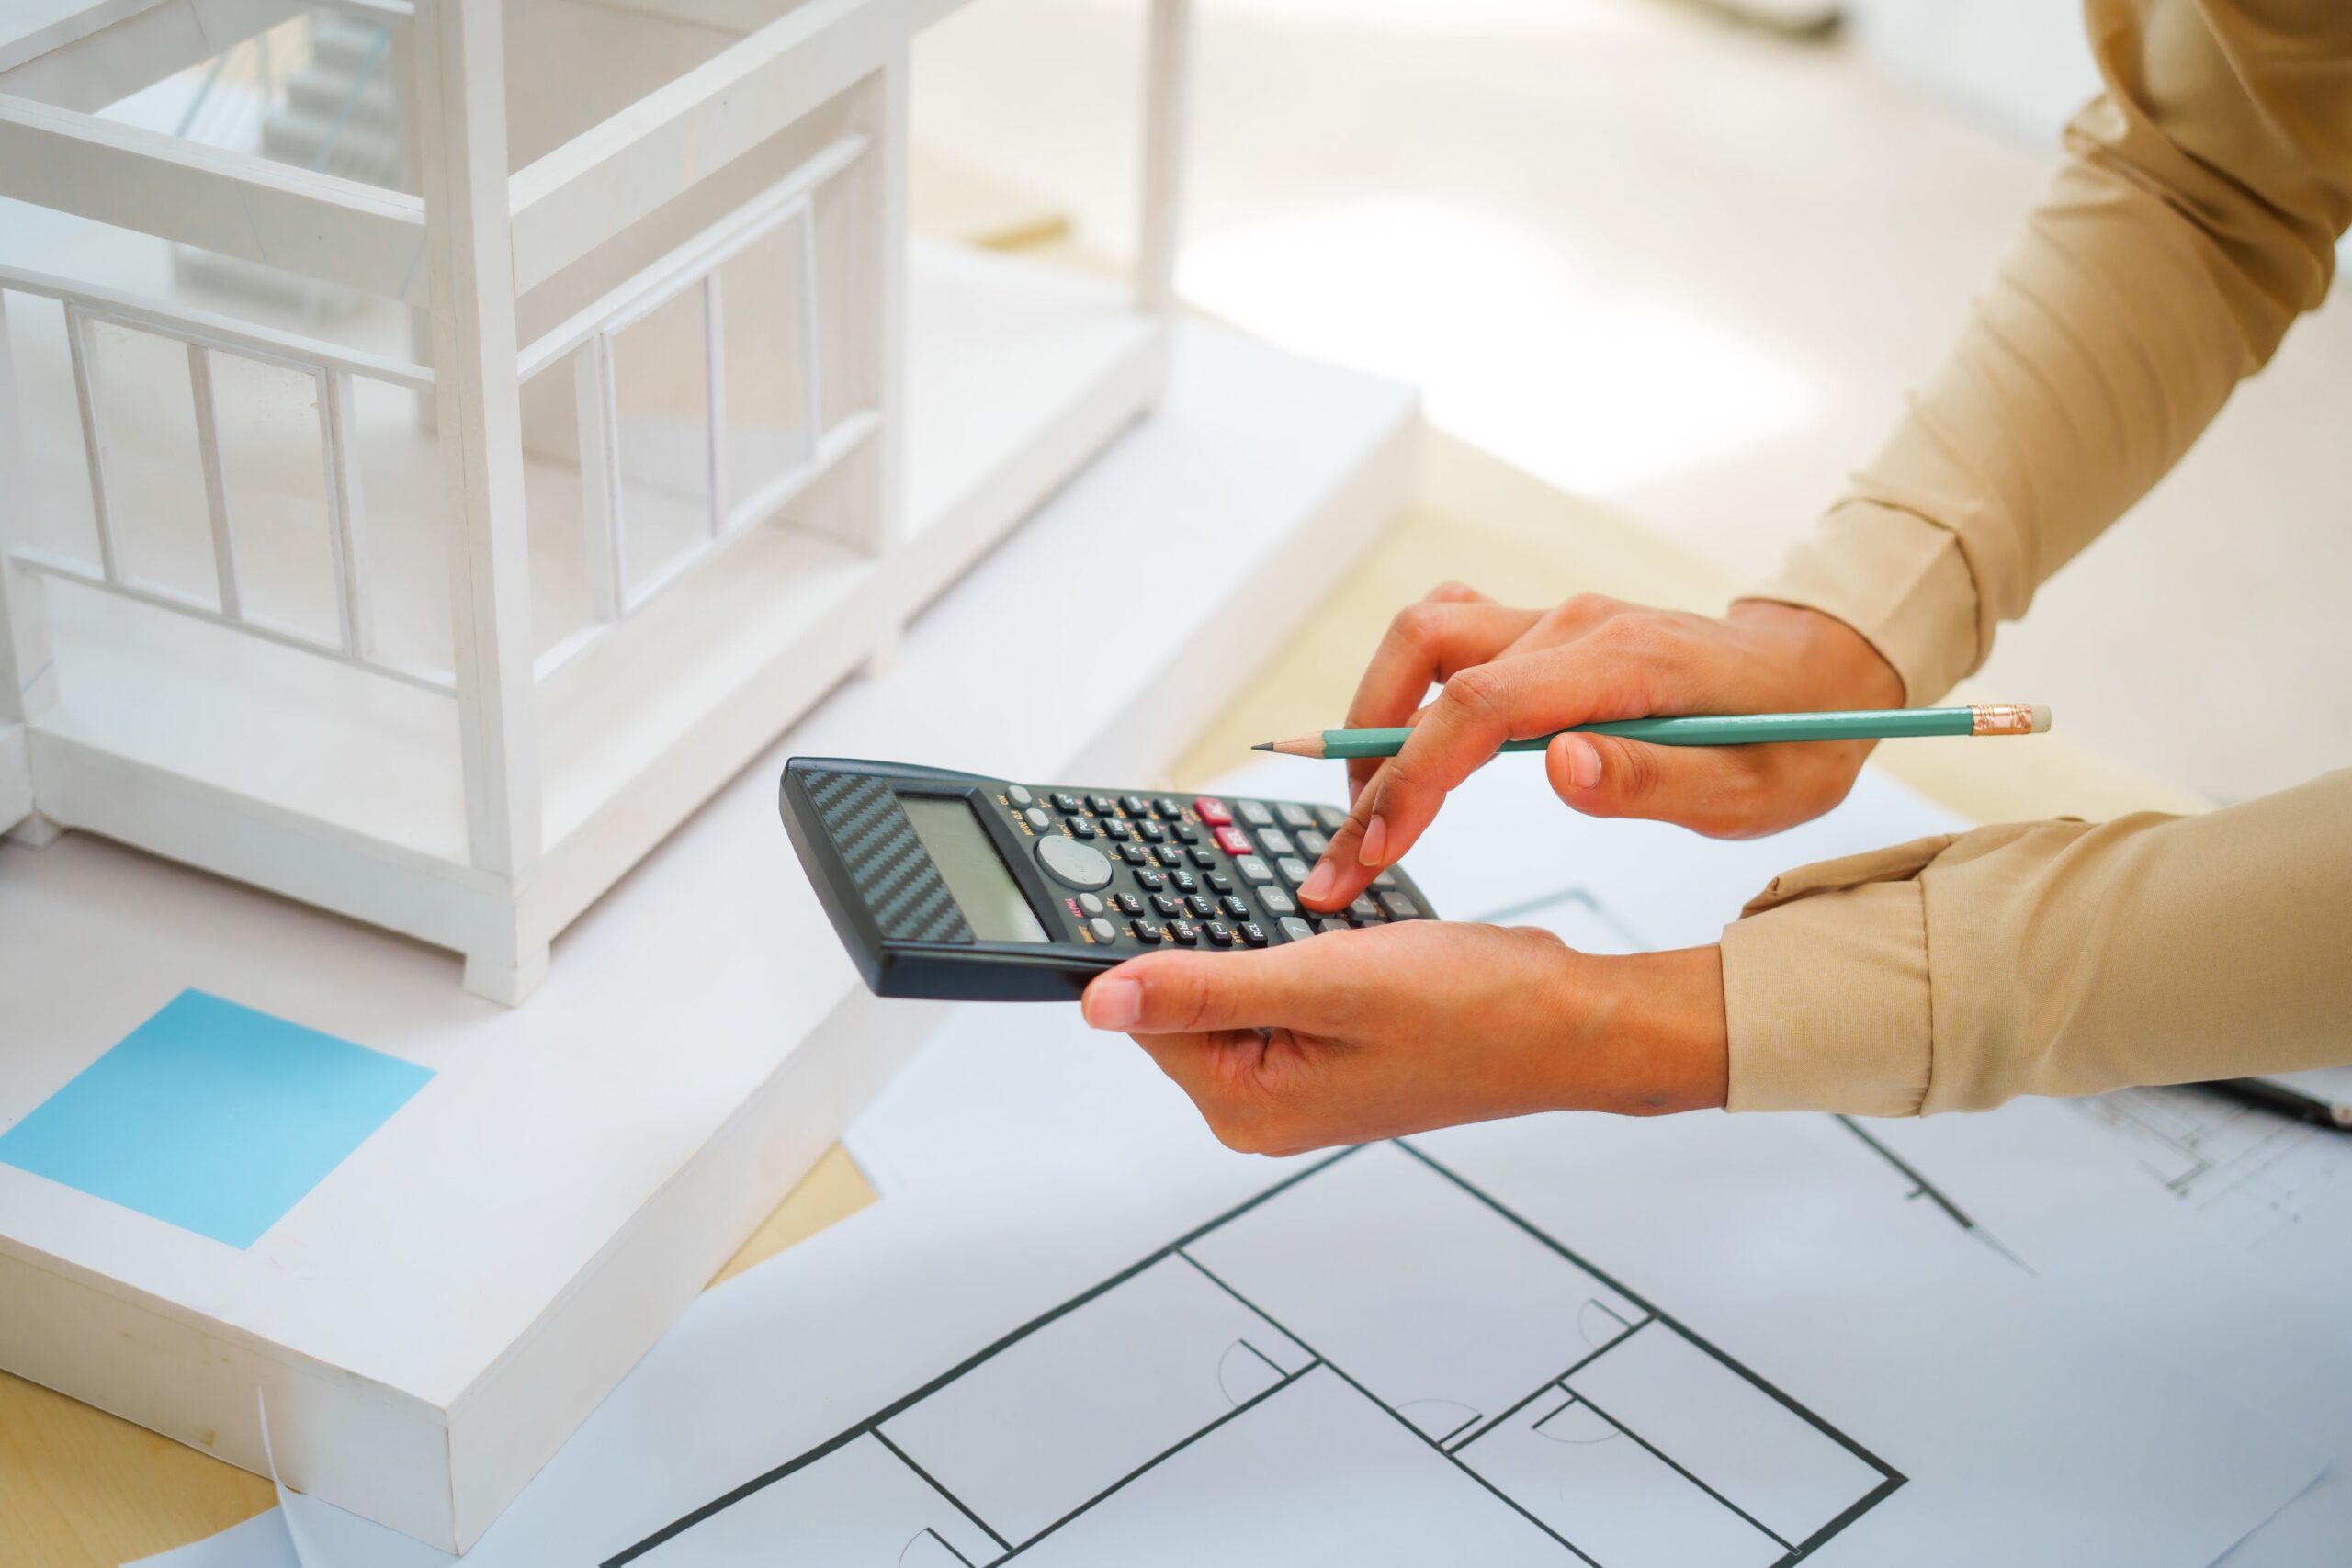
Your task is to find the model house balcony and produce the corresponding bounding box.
[0,0,1189,1000]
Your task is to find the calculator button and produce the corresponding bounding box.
[1317,806,1347,831]
[1078,893,1104,916]
[1155,845,1190,868]
[1171,823,1201,842]
[1189,848,1218,868]
[1371,870,1397,890]
[1204,920,1237,947]
[1380,890,1421,919]
[1193,796,1233,826]
[1136,870,1167,891]
[1153,798,1184,819]
[1118,843,1148,864]
[1276,857,1314,886]
[1213,826,1252,856]
[1219,895,1250,920]
[1169,870,1199,893]
[1296,829,1329,858]
[1115,893,1145,915]
[1007,785,1034,807]
[1102,818,1132,840]
[1187,895,1216,919]
[1348,895,1382,921]
[1152,894,1184,917]
[1089,917,1118,943]
[1317,917,1351,935]
[1279,916,1316,942]
[1122,795,1151,816]
[1023,806,1053,831]
[1205,872,1234,894]
[1255,886,1296,915]
[1275,802,1317,829]
[1035,833,1114,890]
[1053,792,1081,813]
[1067,816,1097,840]
[1168,919,1201,946]
[1138,820,1168,842]
[1238,800,1275,827]
[1257,827,1295,857]
[1239,922,1269,947]
[1130,919,1162,945]
[1236,855,1274,884]
[1089,794,1119,815]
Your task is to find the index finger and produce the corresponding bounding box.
[1341,591,1537,804]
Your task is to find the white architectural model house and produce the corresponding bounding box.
[0,0,1193,1001]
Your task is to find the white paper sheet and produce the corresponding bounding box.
[133,763,2335,1567]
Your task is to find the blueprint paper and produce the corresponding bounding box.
[124,1508,301,1568]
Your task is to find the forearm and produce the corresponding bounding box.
[1720,771,2352,1115]
[1750,0,2352,705]
[1559,944,1730,1117]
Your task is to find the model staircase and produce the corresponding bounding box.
[173,16,401,315]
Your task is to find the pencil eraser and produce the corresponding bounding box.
[2030,704,2052,733]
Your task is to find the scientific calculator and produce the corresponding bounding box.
[779,758,1437,1000]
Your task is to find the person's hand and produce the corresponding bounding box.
[1298,589,1905,913]
[1080,920,1727,1156]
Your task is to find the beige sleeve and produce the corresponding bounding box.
[1747,0,2352,705]
[1722,771,2352,1115]
[1720,0,2352,1114]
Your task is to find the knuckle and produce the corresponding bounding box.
[1425,579,1484,604]
[1613,739,1663,801]
[1554,592,1621,628]
[1440,663,1510,722]
[1391,599,1450,649]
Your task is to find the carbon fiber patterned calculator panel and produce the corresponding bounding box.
[800,771,974,944]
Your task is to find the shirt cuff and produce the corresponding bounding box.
[1743,499,1982,707]
[1720,877,1934,1117]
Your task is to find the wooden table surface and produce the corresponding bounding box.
[0,423,2200,1568]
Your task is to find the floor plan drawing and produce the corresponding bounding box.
[2071,1086,2352,1255]
[608,1140,1902,1568]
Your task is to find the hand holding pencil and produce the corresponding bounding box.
[1279,589,1986,913]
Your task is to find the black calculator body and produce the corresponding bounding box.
[779,758,1438,1000]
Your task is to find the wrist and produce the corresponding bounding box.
[1729,599,1905,710]
[1555,945,1730,1115]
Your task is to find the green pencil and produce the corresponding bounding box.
[1252,704,2052,761]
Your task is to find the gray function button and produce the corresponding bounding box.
[1275,802,1317,829]
[1006,785,1034,807]
[1316,806,1347,832]
[1237,800,1275,827]
[1256,886,1297,915]
[1035,832,1114,890]
[1379,890,1420,919]
[1088,917,1118,943]
[1235,854,1275,885]
[1279,916,1317,942]
[1023,807,1053,830]
[1347,895,1382,920]
[1078,893,1104,916]
[1297,829,1329,858]
[1257,828,1295,857]
[1276,857,1313,886]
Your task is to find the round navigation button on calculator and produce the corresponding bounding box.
[1036,832,1114,890]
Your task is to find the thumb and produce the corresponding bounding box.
[1545,730,1761,837]
[1081,944,1332,1035]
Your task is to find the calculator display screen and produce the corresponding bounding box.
[900,796,1048,942]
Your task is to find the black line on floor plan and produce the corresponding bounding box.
[605,1138,1905,1568]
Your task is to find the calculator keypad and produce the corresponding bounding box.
[1001,782,1430,958]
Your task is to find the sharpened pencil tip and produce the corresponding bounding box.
[1250,742,1274,751]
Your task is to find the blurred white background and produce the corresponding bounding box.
[915,0,2351,806]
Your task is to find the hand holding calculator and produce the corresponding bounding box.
[780,758,1437,1001]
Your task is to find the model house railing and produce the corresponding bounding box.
[0,265,447,693]
[516,133,875,682]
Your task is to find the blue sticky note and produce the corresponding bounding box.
[0,989,433,1248]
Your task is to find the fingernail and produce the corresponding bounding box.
[1562,735,1601,790]
[1083,977,1141,1031]
[1358,815,1389,867]
[1301,860,1337,903]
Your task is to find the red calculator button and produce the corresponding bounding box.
[1214,825,1252,856]
[1193,796,1233,826]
